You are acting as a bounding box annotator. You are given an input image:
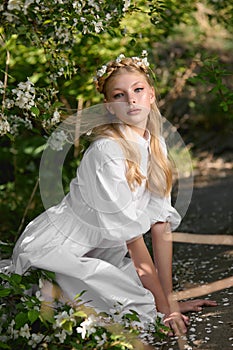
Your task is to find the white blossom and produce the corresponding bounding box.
[93,20,103,33]
[51,110,61,124]
[54,310,69,328]
[95,332,107,347]
[35,290,44,301]
[0,116,10,136]
[123,0,131,12]
[73,1,82,10]
[105,13,112,21]
[28,333,44,348]
[47,130,68,151]
[39,278,44,289]
[18,79,35,94]
[12,79,36,110]
[7,115,33,136]
[23,0,35,14]
[76,314,97,339]
[7,0,21,11]
[116,54,125,63]
[3,98,15,109]
[96,65,107,78]
[3,11,16,22]
[42,110,61,128]
[7,320,15,336]
[7,319,19,339]
[141,57,150,67]
[54,329,67,343]
[0,81,4,94]
[19,324,31,339]
[82,25,88,35]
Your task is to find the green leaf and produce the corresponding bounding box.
[73,310,87,318]
[0,341,11,349]
[0,288,12,297]
[10,273,22,284]
[62,320,74,333]
[74,290,87,301]
[15,312,29,329]
[41,270,56,282]
[107,28,117,37]
[0,273,11,282]
[52,101,65,109]
[123,310,140,322]
[28,309,40,323]
[31,106,40,116]
[43,19,53,25]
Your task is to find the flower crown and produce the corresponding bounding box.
[94,50,150,81]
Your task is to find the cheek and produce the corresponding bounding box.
[140,92,153,105]
[109,102,128,116]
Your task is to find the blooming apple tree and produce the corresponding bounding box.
[0,0,132,137]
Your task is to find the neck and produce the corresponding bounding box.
[123,124,147,140]
[129,125,146,137]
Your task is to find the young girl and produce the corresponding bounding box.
[11,53,216,335]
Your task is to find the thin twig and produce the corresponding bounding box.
[1,49,10,114]
[159,54,200,118]
[17,177,39,240]
[74,98,83,158]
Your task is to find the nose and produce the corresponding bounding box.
[127,93,136,105]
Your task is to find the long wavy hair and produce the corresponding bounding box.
[92,57,172,196]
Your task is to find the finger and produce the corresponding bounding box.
[179,299,217,313]
[194,299,218,309]
[172,319,187,335]
[164,317,187,335]
[203,300,217,306]
[182,314,190,325]
[164,319,180,336]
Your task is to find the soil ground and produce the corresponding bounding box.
[148,152,233,350]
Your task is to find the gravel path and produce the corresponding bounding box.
[147,154,233,349]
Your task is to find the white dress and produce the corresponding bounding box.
[11,129,181,324]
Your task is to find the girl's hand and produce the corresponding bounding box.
[178,299,217,313]
[163,312,189,336]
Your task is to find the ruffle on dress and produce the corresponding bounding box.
[148,194,181,231]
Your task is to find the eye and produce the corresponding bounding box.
[113,92,124,99]
[134,87,144,93]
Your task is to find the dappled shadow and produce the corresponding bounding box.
[177,155,233,235]
[152,157,233,349]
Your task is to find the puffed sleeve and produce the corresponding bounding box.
[70,138,151,243]
[147,194,181,231]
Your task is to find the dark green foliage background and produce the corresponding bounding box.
[0,0,232,253]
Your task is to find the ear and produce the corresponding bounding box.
[150,87,155,104]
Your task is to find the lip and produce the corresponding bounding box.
[127,108,141,115]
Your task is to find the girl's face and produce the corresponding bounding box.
[105,71,155,135]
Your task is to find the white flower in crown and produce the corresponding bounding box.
[95,50,150,80]
[115,54,125,63]
[139,50,150,66]
[96,64,107,78]
[141,57,149,67]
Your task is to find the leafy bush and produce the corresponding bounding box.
[0,269,168,349]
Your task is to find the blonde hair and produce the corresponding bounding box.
[93,57,172,196]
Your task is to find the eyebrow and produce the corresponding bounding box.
[111,81,144,91]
